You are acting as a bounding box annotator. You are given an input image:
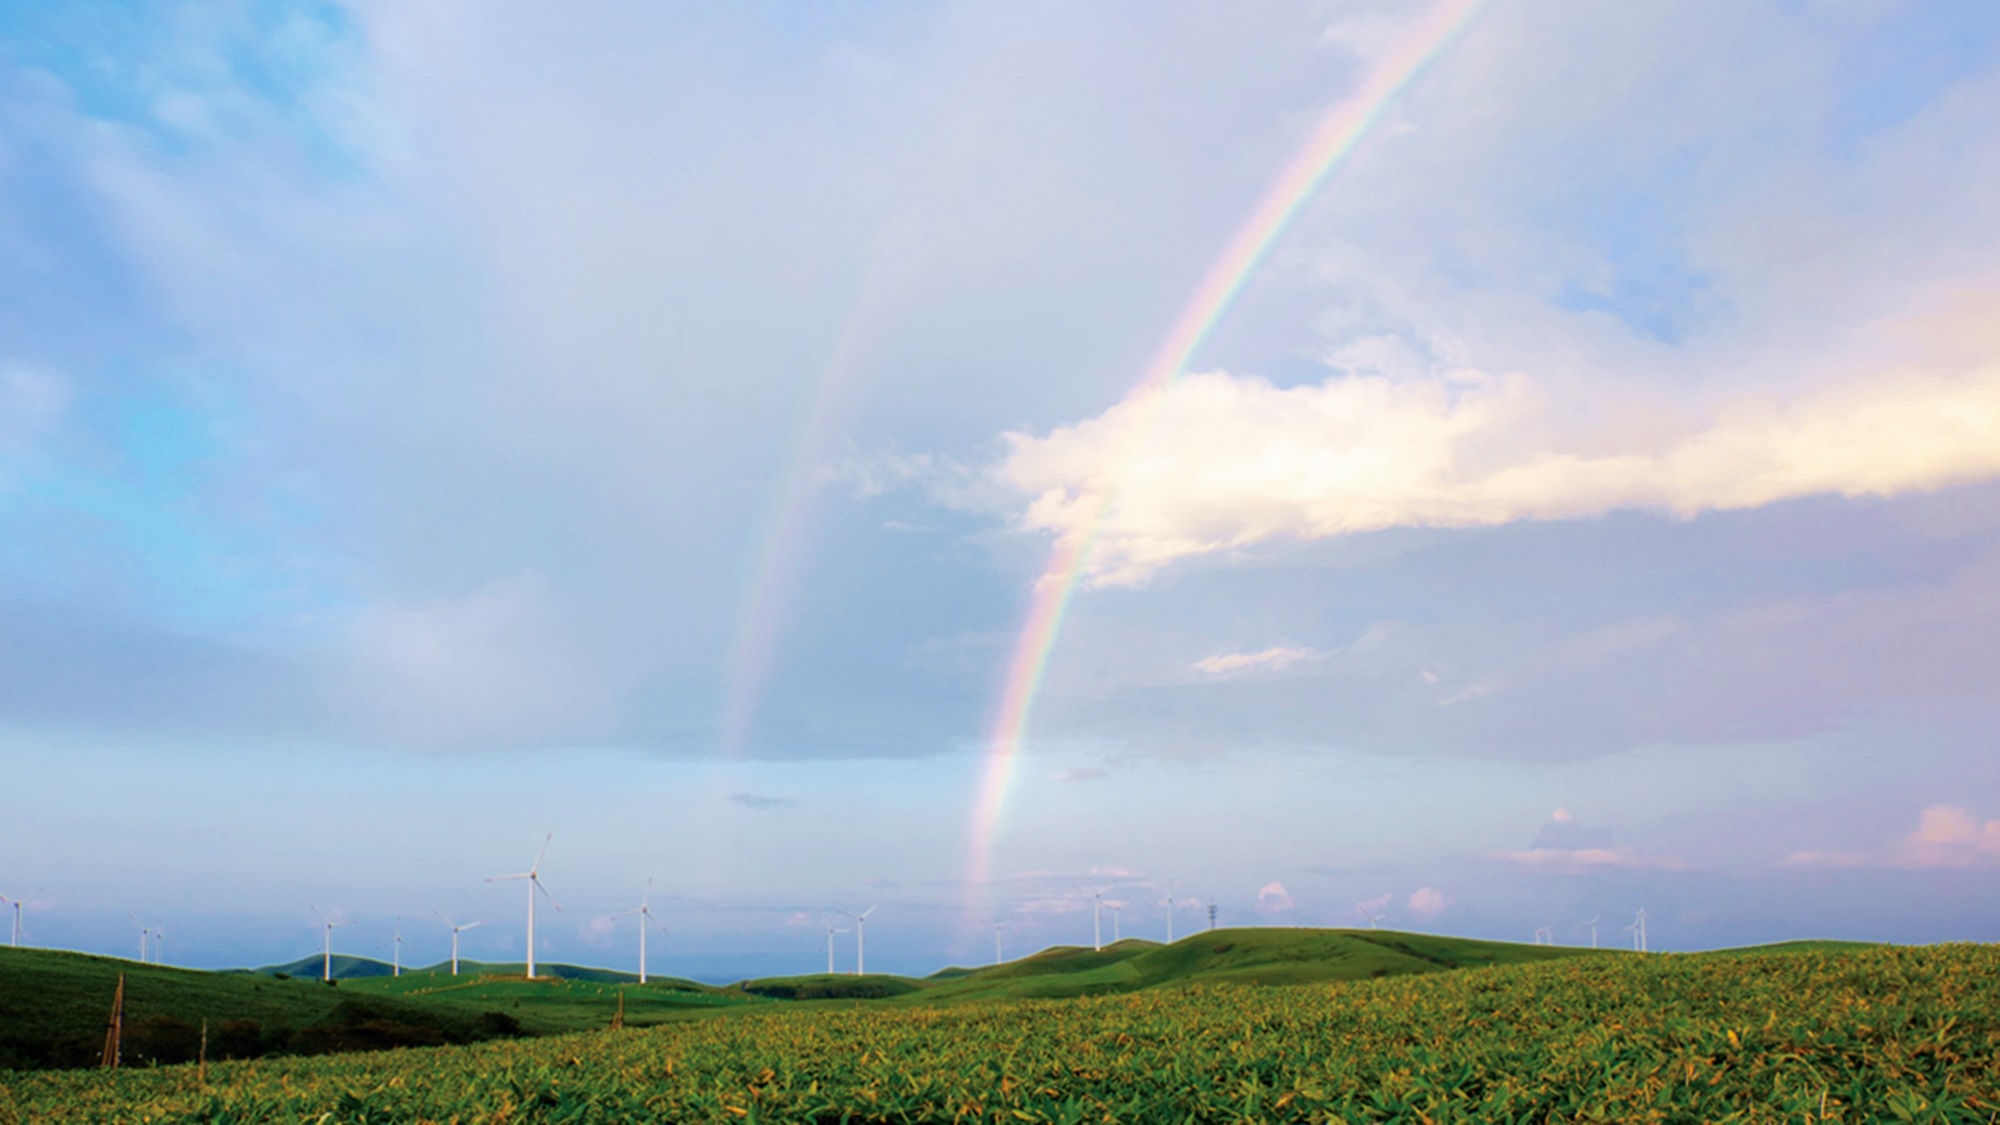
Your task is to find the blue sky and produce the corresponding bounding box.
[4,0,2000,980]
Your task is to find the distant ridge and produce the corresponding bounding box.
[247,956,642,984]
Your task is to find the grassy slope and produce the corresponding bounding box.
[341,968,757,1033]
[11,943,1992,1124]
[0,948,514,1071]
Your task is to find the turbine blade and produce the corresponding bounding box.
[862,905,876,919]
[531,833,553,874]
[462,920,483,931]
[535,878,563,912]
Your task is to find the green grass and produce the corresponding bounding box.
[7,943,1995,1123]
[0,947,520,1071]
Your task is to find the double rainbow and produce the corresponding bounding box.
[965,0,1490,894]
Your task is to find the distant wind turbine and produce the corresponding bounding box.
[1355,901,1385,930]
[436,912,482,976]
[1161,886,1177,944]
[1584,915,1600,949]
[2,890,40,947]
[309,905,353,982]
[130,914,152,962]
[392,917,406,978]
[1111,902,1123,944]
[609,879,668,984]
[1625,907,1648,953]
[487,834,561,980]
[994,921,1004,966]
[1092,891,1103,952]
[837,906,876,975]
[822,921,849,975]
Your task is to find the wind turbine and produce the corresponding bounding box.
[822,921,849,975]
[1625,907,1648,953]
[1355,901,1385,930]
[1092,891,1103,952]
[392,917,406,978]
[837,906,876,975]
[309,905,353,982]
[1584,915,1600,949]
[487,834,561,980]
[609,879,668,984]
[1161,893,1176,944]
[436,913,483,976]
[2,890,39,947]
[994,922,1004,966]
[152,927,167,966]
[130,914,152,962]
[1111,902,1123,944]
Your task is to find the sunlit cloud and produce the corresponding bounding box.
[1255,880,1296,914]
[1780,805,2000,870]
[999,341,2000,586]
[1490,847,1691,873]
[1406,886,1449,919]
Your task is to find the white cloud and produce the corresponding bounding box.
[998,317,2000,586]
[1780,804,2000,870]
[1255,880,1295,913]
[1406,886,1449,919]
[1550,808,1574,824]
[1193,646,1321,675]
[1491,847,1691,873]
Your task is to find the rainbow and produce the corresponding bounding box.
[965,0,1491,894]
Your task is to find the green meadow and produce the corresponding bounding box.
[3,936,1996,1123]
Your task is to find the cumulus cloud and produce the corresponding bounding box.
[1406,886,1449,919]
[999,349,2000,586]
[1255,880,1296,914]
[1780,804,2000,870]
[1193,646,1322,675]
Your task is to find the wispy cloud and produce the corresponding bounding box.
[1052,767,1109,782]
[1193,646,1322,675]
[1780,805,2000,870]
[1490,847,1691,873]
[727,792,798,811]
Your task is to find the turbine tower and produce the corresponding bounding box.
[392,917,405,978]
[609,879,668,984]
[1161,894,1175,944]
[130,914,151,962]
[1584,915,1600,949]
[436,913,482,976]
[837,906,876,975]
[1092,891,1103,952]
[822,922,848,975]
[1,891,34,947]
[309,905,352,982]
[994,922,1004,966]
[487,834,561,980]
[1626,907,1648,953]
[1111,902,1123,944]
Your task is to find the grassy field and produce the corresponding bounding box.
[0,947,522,1071]
[3,942,1993,1123]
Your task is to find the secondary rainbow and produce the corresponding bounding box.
[965,0,1492,895]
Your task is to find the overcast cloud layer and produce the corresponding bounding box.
[4,0,2000,975]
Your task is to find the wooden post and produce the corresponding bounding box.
[100,973,125,1069]
[198,1018,209,1086]
[611,988,625,1030]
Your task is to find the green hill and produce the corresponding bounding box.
[0,947,521,1071]
[246,954,396,981]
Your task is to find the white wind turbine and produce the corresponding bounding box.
[1355,900,1386,930]
[1111,902,1123,943]
[310,905,353,982]
[1092,891,1104,951]
[1161,892,1176,944]
[837,905,876,975]
[392,917,406,978]
[609,879,668,984]
[487,834,561,980]
[436,912,482,976]
[1625,907,1648,953]
[822,921,849,975]
[1584,915,1600,949]
[152,927,168,966]
[2,889,40,947]
[994,922,1004,966]
[130,914,152,962]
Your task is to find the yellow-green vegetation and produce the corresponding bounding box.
[4,943,1994,1123]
